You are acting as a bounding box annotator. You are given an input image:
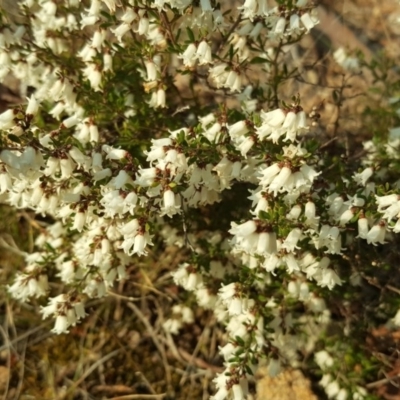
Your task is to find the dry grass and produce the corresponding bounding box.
[1,220,223,399]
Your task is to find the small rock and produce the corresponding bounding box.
[256,368,318,400]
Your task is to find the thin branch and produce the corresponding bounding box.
[126,302,173,395]
[63,349,121,396]
[0,326,10,400]
[366,372,400,389]
[0,323,49,352]
[107,394,166,400]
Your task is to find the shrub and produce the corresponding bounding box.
[2,1,400,399]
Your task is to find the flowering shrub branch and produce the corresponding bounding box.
[2,0,400,399]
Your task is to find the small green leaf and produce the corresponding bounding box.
[250,57,269,64]
[8,134,21,143]
[258,210,270,220]
[235,336,245,346]
[186,27,195,42]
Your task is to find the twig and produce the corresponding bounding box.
[131,281,173,300]
[0,326,10,400]
[0,235,27,257]
[366,372,400,389]
[135,371,157,395]
[126,302,174,395]
[159,332,186,364]
[64,349,121,395]
[386,285,400,295]
[107,290,142,302]
[13,339,27,400]
[177,347,223,374]
[107,394,166,400]
[0,323,49,352]
[318,136,338,150]
[179,325,211,386]
[216,14,242,54]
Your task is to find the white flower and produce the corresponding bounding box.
[150,88,166,108]
[325,380,340,399]
[172,264,203,291]
[339,209,354,226]
[137,168,158,188]
[286,204,302,220]
[228,120,249,138]
[315,350,334,370]
[163,318,182,335]
[72,212,86,232]
[136,16,149,35]
[366,223,386,245]
[52,315,69,334]
[83,64,102,91]
[161,189,181,217]
[284,253,300,273]
[263,254,280,273]
[209,63,229,88]
[288,281,299,297]
[282,228,302,252]
[112,23,131,41]
[103,145,127,160]
[62,115,79,129]
[74,302,86,320]
[268,166,292,194]
[259,163,281,186]
[250,21,263,37]
[394,220,400,233]
[334,47,359,71]
[229,220,257,237]
[289,14,302,34]
[300,12,319,32]
[145,60,158,81]
[195,287,217,309]
[196,40,212,64]
[357,216,368,239]
[132,234,147,255]
[261,108,286,126]
[224,70,242,92]
[26,95,39,116]
[376,194,399,212]
[200,0,213,12]
[204,121,222,141]
[238,0,258,20]
[353,387,367,400]
[319,268,342,290]
[219,342,237,360]
[179,43,197,67]
[320,373,332,388]
[179,305,194,323]
[199,112,215,127]
[382,201,400,221]
[8,273,48,301]
[353,167,373,186]
[299,282,309,300]
[273,17,286,36]
[219,282,237,301]
[256,231,277,254]
[91,30,105,50]
[103,52,113,72]
[300,164,320,183]
[232,384,244,400]
[93,168,112,182]
[337,388,348,400]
